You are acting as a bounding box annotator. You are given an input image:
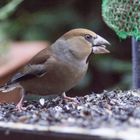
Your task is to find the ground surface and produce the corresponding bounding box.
[0,90,140,130]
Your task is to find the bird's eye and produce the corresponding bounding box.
[84,34,92,41]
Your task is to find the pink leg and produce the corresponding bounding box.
[62,92,79,103]
[16,87,26,111]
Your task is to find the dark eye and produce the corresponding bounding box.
[84,34,93,41]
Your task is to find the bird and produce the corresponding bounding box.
[0,28,110,110]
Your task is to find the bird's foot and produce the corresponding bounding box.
[16,103,26,111]
[15,87,26,111]
[62,92,79,103]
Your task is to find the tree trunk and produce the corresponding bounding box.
[132,37,140,88]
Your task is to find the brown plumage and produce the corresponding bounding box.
[0,28,110,110]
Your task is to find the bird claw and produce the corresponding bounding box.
[72,98,79,104]
[62,93,79,103]
[16,103,26,111]
[67,97,79,104]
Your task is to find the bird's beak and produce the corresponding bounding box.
[92,35,110,54]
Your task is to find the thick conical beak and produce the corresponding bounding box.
[92,35,110,54]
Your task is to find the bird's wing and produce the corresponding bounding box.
[7,48,51,85]
[29,47,51,65]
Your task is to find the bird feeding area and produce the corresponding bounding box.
[0,0,140,140]
[0,90,140,140]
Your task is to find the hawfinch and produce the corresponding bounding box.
[0,28,110,110]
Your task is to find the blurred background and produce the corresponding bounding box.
[0,0,132,97]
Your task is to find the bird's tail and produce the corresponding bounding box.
[0,84,17,93]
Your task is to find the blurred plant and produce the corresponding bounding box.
[0,0,23,54]
[0,8,97,41]
[102,0,140,89]
[0,0,23,20]
[95,56,131,88]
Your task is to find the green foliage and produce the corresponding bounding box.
[0,0,23,20]
[96,57,131,73]
[94,56,131,89]
[0,0,23,54]
[102,0,140,39]
[0,12,98,41]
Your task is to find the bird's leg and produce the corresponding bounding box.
[62,92,79,103]
[16,87,26,111]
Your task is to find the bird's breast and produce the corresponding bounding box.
[43,59,88,93]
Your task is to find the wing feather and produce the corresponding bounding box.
[7,47,51,85]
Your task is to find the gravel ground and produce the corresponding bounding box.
[0,90,140,130]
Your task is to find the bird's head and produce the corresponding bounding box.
[60,28,110,61]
